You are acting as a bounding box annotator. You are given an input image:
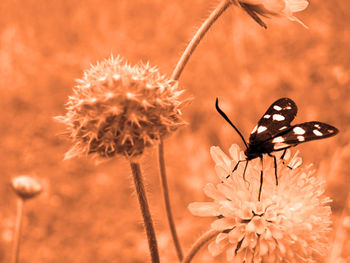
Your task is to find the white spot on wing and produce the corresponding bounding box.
[293,127,306,135]
[297,136,305,142]
[314,124,320,128]
[313,129,323,136]
[286,106,292,110]
[273,105,282,111]
[257,126,267,133]
[251,125,258,134]
[274,143,289,150]
[272,136,284,143]
[264,114,271,119]
[279,126,287,131]
[273,114,285,121]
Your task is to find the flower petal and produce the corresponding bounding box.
[188,202,220,216]
[228,224,246,243]
[285,0,308,12]
[218,201,237,217]
[246,217,266,235]
[228,144,241,162]
[233,248,246,263]
[278,241,287,255]
[211,218,236,231]
[285,15,308,29]
[208,238,229,256]
[262,0,285,12]
[217,183,237,201]
[259,239,269,256]
[269,224,284,240]
[289,153,302,169]
[246,249,254,262]
[236,203,254,220]
[203,183,226,201]
[210,146,231,168]
[216,232,228,243]
[214,165,230,180]
[226,246,236,261]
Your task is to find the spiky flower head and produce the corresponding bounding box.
[55,56,186,159]
[11,175,42,200]
[232,0,309,28]
[188,144,332,262]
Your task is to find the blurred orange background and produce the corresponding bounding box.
[0,0,349,262]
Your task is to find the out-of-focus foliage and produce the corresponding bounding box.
[0,0,348,262]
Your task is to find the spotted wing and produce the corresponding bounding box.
[267,121,339,151]
[249,98,298,145]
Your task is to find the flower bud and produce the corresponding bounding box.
[236,0,309,28]
[11,175,42,200]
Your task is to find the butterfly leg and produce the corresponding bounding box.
[232,160,243,172]
[280,149,287,160]
[268,153,278,186]
[258,156,263,201]
[228,159,245,178]
[242,160,249,182]
[279,148,294,169]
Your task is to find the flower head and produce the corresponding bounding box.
[11,175,42,200]
[56,55,186,159]
[233,0,309,28]
[188,144,332,262]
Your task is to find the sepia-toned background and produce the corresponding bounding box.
[0,0,349,262]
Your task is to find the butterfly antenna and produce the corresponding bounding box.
[215,98,249,149]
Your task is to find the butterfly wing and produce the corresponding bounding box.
[267,121,339,151]
[249,98,298,145]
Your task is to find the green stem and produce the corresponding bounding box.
[181,229,219,263]
[171,0,232,81]
[130,162,160,263]
[11,198,24,263]
[158,138,183,260]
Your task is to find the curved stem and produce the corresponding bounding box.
[181,229,219,263]
[158,138,183,260]
[11,198,24,263]
[171,0,232,81]
[157,0,232,259]
[130,162,160,263]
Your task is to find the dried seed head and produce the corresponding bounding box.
[11,175,42,200]
[55,55,187,159]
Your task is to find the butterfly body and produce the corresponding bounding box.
[215,97,338,200]
[244,142,276,160]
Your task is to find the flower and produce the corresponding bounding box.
[55,55,186,159]
[188,144,332,262]
[232,0,309,28]
[11,175,42,200]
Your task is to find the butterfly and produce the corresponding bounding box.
[215,97,339,201]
